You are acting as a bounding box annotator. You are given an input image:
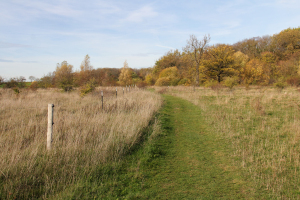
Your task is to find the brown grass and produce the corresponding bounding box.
[0,87,162,198]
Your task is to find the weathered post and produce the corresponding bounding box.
[101,91,103,109]
[47,104,54,150]
[116,88,117,98]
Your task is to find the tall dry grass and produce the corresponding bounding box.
[163,86,300,199]
[0,87,162,199]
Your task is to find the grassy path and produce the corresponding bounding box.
[56,94,252,199]
[141,95,252,199]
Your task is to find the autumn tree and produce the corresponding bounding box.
[243,59,269,85]
[145,74,155,85]
[203,44,236,83]
[118,60,133,86]
[75,54,94,86]
[271,28,300,60]
[233,51,249,83]
[155,67,180,86]
[232,36,272,59]
[38,72,55,88]
[153,50,182,77]
[260,51,277,82]
[55,61,74,91]
[183,34,210,86]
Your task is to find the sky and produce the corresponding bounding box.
[1,0,300,80]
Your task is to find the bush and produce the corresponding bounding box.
[274,80,287,90]
[80,78,96,97]
[5,78,19,88]
[136,81,147,88]
[155,77,171,86]
[224,76,239,89]
[12,88,20,95]
[29,81,39,91]
[287,76,300,86]
[205,80,218,88]
[177,78,190,86]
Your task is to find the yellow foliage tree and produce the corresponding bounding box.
[203,44,236,83]
[145,74,155,85]
[77,54,94,86]
[233,51,249,83]
[118,60,133,86]
[55,61,74,91]
[155,67,180,86]
[243,59,269,85]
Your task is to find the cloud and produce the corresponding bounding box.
[22,61,39,63]
[0,42,30,48]
[0,59,14,62]
[124,5,157,23]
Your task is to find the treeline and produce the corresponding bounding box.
[150,27,300,87]
[1,27,300,90]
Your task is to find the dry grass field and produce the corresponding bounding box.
[0,87,162,199]
[159,86,300,198]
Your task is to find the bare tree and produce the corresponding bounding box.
[183,34,210,86]
[0,76,4,85]
[29,76,36,82]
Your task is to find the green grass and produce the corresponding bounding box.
[168,86,300,199]
[52,94,255,199]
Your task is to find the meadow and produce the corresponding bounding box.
[163,86,300,199]
[0,87,162,199]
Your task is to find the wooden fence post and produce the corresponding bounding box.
[47,104,54,150]
[101,91,103,109]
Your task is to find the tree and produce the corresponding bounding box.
[76,54,94,86]
[55,61,74,91]
[153,50,182,77]
[232,36,272,59]
[183,34,210,86]
[0,76,4,86]
[38,72,55,88]
[243,59,269,85]
[203,44,236,83]
[233,51,249,83]
[145,74,155,85]
[118,60,133,86]
[271,28,300,60]
[155,66,180,86]
[29,76,36,82]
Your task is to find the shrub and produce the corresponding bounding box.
[12,88,20,95]
[5,78,19,88]
[287,76,300,86]
[224,76,239,89]
[29,81,39,91]
[274,80,287,90]
[177,78,190,86]
[155,77,171,86]
[205,80,219,88]
[136,81,147,88]
[80,78,96,97]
